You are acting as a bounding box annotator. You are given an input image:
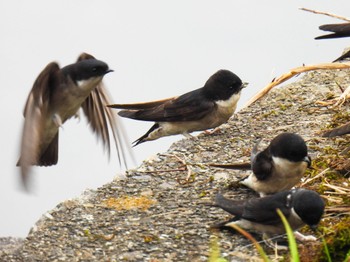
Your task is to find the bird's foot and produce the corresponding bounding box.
[294,231,317,242]
[316,83,350,108]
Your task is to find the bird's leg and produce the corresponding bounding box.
[262,233,288,250]
[294,231,317,242]
[203,127,220,135]
[182,132,195,139]
[52,114,63,128]
[316,83,350,107]
[333,84,350,108]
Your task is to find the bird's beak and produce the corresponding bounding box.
[242,82,249,89]
[303,156,312,168]
[309,224,318,232]
[105,69,114,74]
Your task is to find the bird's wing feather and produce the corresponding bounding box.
[316,23,350,39]
[108,97,177,110]
[319,23,350,33]
[78,53,134,167]
[242,193,290,225]
[209,162,251,170]
[214,194,246,217]
[323,122,350,137]
[252,149,273,180]
[18,62,61,187]
[118,89,215,122]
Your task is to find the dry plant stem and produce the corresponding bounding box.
[300,168,330,187]
[299,8,350,22]
[243,63,350,109]
[323,182,350,194]
[139,153,197,184]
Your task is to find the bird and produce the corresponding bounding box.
[315,22,350,62]
[323,123,350,137]
[315,22,350,40]
[210,133,311,196]
[107,70,246,146]
[17,53,130,189]
[211,189,325,242]
[315,22,350,135]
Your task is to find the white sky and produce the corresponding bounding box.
[1,1,350,237]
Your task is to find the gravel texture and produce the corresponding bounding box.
[1,68,350,261]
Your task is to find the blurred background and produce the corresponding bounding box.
[1,0,350,237]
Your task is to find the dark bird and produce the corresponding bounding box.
[212,189,325,242]
[316,22,350,135]
[316,22,350,62]
[108,70,246,146]
[323,122,350,137]
[315,22,350,40]
[17,53,130,188]
[211,133,311,196]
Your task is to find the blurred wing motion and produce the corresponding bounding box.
[78,53,134,167]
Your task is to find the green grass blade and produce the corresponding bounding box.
[277,209,300,262]
[321,236,332,262]
[208,234,228,262]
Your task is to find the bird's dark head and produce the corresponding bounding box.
[270,132,310,163]
[292,189,325,229]
[203,69,245,101]
[62,59,113,82]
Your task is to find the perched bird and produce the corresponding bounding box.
[17,53,130,188]
[315,22,350,62]
[108,70,246,146]
[315,22,350,40]
[211,133,311,196]
[211,189,325,242]
[316,22,350,135]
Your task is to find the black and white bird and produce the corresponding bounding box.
[211,133,311,196]
[17,53,130,189]
[108,70,246,146]
[211,189,325,242]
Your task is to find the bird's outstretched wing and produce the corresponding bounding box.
[78,53,134,167]
[18,62,61,187]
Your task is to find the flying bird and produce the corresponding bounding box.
[211,133,311,196]
[17,53,130,189]
[108,70,246,146]
[211,189,325,242]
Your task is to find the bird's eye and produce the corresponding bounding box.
[92,67,97,72]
